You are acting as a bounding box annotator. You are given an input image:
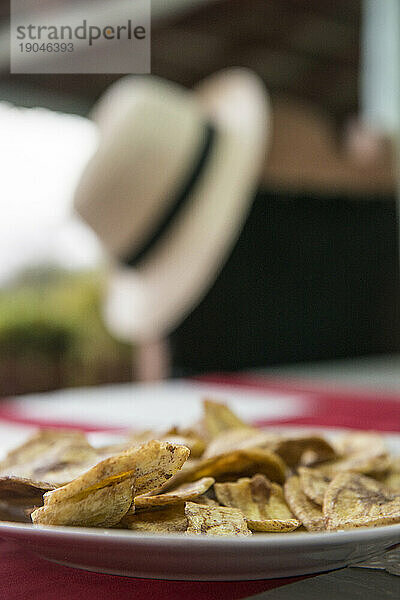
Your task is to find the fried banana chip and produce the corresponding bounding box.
[319,450,391,479]
[164,427,206,458]
[298,467,331,506]
[31,441,190,527]
[205,432,335,467]
[203,428,278,459]
[168,448,286,488]
[334,431,387,457]
[125,428,206,459]
[383,458,400,491]
[186,484,220,507]
[248,518,301,532]
[32,477,135,527]
[0,501,31,523]
[96,442,134,458]
[185,501,251,536]
[384,472,400,491]
[162,435,205,459]
[191,493,220,507]
[0,429,99,486]
[324,472,400,531]
[134,477,215,510]
[120,504,187,533]
[100,430,204,460]
[299,449,323,467]
[270,436,336,468]
[202,399,252,440]
[284,475,326,531]
[0,429,89,470]
[0,476,55,506]
[215,475,292,519]
[215,474,300,533]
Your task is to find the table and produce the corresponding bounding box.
[258,353,400,392]
[0,373,399,599]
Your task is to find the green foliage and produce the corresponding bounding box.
[0,318,72,357]
[0,268,131,386]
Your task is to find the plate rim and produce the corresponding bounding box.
[1,520,400,548]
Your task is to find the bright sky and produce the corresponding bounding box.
[0,102,102,285]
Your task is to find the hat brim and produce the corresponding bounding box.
[102,68,271,341]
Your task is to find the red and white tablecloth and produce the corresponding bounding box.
[1,374,399,600]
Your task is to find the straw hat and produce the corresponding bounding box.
[74,68,270,342]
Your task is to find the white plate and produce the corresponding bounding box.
[0,520,399,581]
[0,382,399,581]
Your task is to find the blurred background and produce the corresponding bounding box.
[0,0,399,395]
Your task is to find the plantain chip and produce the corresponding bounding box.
[215,474,300,533]
[162,435,205,458]
[186,484,220,507]
[299,449,324,467]
[185,501,251,536]
[247,518,301,532]
[125,428,206,459]
[202,399,252,440]
[31,441,189,527]
[284,475,326,531]
[298,467,331,506]
[0,476,55,506]
[383,458,400,491]
[0,429,90,470]
[384,472,400,491]
[0,429,99,486]
[191,493,220,507]
[120,504,187,533]
[324,472,400,531]
[334,431,387,457]
[0,501,31,523]
[166,422,209,447]
[203,428,278,459]
[214,475,291,518]
[166,447,286,489]
[31,477,135,527]
[96,442,134,458]
[134,477,215,510]
[163,427,206,458]
[318,450,391,479]
[270,435,336,468]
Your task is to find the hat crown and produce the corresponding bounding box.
[75,78,206,257]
